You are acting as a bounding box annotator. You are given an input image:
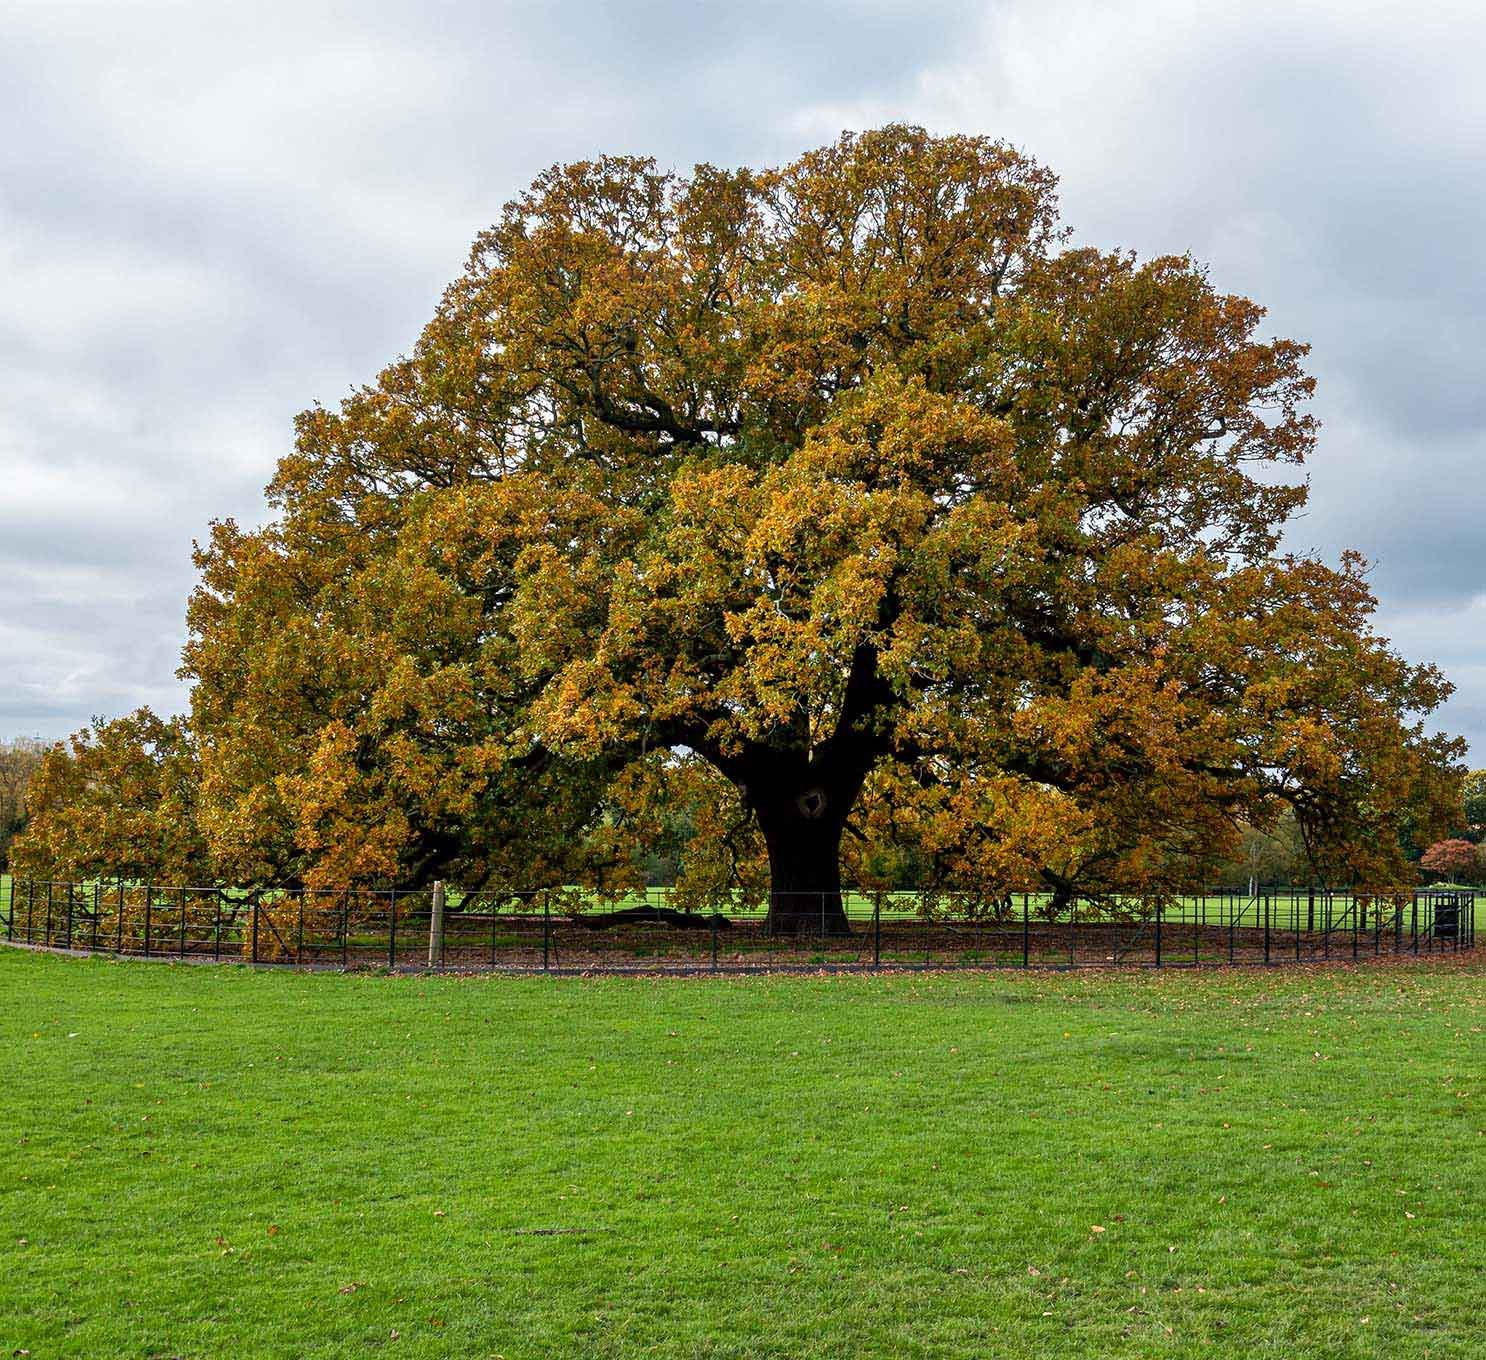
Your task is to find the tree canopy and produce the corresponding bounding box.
[1419,838,1483,884]
[1462,770,1486,842]
[13,127,1464,929]
[0,737,47,872]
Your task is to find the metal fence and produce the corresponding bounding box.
[1,878,1477,973]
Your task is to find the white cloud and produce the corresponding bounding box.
[792,0,1486,759]
[0,0,1481,762]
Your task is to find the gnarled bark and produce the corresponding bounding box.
[756,786,853,937]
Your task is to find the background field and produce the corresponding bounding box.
[2,950,1483,1358]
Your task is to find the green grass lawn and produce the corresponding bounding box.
[2,950,1483,1358]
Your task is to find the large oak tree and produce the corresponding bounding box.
[16,128,1463,931]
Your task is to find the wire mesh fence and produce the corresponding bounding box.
[1,878,1477,972]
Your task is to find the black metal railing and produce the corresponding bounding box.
[0,879,1476,973]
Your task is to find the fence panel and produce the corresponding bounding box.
[1,879,1476,974]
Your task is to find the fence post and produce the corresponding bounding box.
[180,889,188,957]
[143,883,152,957]
[429,881,445,969]
[1263,893,1270,964]
[64,882,74,950]
[1411,899,1419,955]
[45,881,53,947]
[251,894,259,964]
[92,881,101,950]
[214,890,223,961]
[1022,893,1029,968]
[116,882,124,952]
[711,911,719,973]
[341,893,350,969]
[1154,900,1162,968]
[388,889,397,970]
[542,896,551,973]
[873,894,882,971]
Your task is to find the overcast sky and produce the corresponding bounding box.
[3,0,1483,761]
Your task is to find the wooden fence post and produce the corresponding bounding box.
[429,881,445,969]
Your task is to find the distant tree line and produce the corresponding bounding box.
[1412,770,1486,884]
[0,737,48,872]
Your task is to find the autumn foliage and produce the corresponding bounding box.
[16,712,203,883]
[1418,839,1482,884]
[0,737,46,871]
[12,127,1464,929]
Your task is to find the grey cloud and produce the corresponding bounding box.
[0,0,983,738]
[1,0,1483,763]
[797,0,1486,757]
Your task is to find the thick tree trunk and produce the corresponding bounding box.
[702,644,889,938]
[758,792,853,937]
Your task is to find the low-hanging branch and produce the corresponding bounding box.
[567,905,732,931]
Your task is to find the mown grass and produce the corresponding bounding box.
[1,948,1484,1358]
